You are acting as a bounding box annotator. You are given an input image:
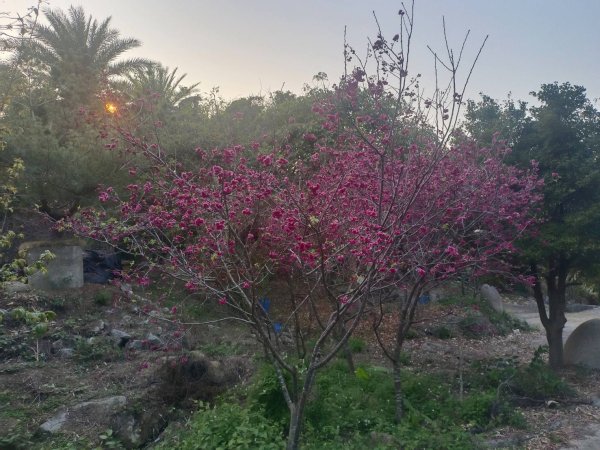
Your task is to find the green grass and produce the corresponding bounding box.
[155,358,532,449]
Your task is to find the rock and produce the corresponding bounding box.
[111,329,132,347]
[39,411,68,433]
[146,333,163,347]
[2,281,31,295]
[564,319,600,368]
[127,340,145,350]
[39,395,127,435]
[57,348,74,358]
[156,352,251,403]
[83,250,122,284]
[112,407,168,448]
[51,339,66,352]
[120,283,133,296]
[22,241,84,290]
[480,284,504,313]
[91,320,106,335]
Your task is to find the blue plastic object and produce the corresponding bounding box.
[259,298,271,313]
[418,294,431,305]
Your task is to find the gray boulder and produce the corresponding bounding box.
[480,284,504,313]
[2,281,31,295]
[564,319,600,369]
[111,329,132,347]
[40,395,127,434]
[23,241,84,290]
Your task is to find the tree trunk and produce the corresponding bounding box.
[531,257,569,370]
[287,404,302,450]
[546,325,565,370]
[286,368,317,450]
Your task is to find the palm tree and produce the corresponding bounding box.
[125,65,200,111]
[29,6,151,109]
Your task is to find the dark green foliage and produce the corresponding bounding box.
[440,293,530,338]
[304,361,395,439]
[464,94,528,147]
[458,314,497,338]
[156,401,285,450]
[470,346,573,403]
[464,83,600,367]
[348,336,366,353]
[246,364,289,426]
[512,346,573,401]
[73,336,123,363]
[431,325,453,339]
[93,290,111,306]
[155,359,535,450]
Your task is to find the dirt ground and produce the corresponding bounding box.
[2,284,600,449]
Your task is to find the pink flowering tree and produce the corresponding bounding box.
[309,67,542,421]
[367,139,542,421]
[65,4,543,448]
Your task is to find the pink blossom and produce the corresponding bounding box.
[445,245,460,257]
[303,133,317,143]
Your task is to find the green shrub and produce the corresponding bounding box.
[511,346,573,400]
[304,361,395,440]
[348,337,366,353]
[157,402,285,450]
[431,325,453,339]
[93,290,112,306]
[74,336,122,363]
[485,309,531,336]
[201,341,241,357]
[458,314,496,338]
[470,347,573,404]
[246,364,289,426]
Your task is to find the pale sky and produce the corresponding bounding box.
[2,0,599,105]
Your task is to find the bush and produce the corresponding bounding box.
[246,364,289,425]
[348,337,366,353]
[156,402,285,450]
[157,360,530,449]
[470,347,573,405]
[304,361,395,440]
[511,346,573,401]
[458,314,497,338]
[430,325,453,339]
[93,290,112,306]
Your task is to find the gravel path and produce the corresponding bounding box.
[504,302,600,450]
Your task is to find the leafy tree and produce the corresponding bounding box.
[464,94,528,147]
[123,64,200,112]
[0,6,151,210]
[517,83,600,369]
[466,83,600,368]
[29,6,150,112]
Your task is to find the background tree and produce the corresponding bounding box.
[464,93,527,147]
[465,82,600,369]
[29,6,150,114]
[1,6,151,211]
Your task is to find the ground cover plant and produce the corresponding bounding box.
[154,357,538,450]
